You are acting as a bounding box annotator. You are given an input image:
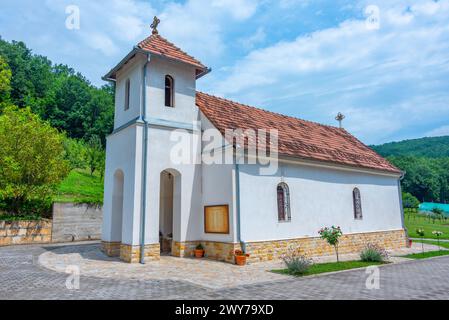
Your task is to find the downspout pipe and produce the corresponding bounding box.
[398,171,407,239]
[139,55,150,264]
[235,163,246,253]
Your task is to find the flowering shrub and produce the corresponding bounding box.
[281,245,313,275]
[360,243,389,262]
[319,226,343,262]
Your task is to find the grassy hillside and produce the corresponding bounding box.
[371,136,449,158]
[54,169,103,204]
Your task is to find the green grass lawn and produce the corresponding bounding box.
[414,239,449,249]
[402,250,449,260]
[404,213,449,240]
[272,260,385,277]
[54,169,103,204]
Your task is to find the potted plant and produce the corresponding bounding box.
[234,250,250,266]
[194,244,205,258]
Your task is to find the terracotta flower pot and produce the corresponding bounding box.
[235,255,247,266]
[194,249,204,258]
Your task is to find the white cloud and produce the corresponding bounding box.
[159,0,259,61]
[427,125,449,137]
[238,27,266,50]
[210,0,449,144]
[211,0,258,20]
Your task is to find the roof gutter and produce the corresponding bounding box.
[102,47,139,82]
[196,67,212,80]
[139,54,150,264]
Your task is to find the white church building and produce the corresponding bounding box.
[101,20,407,264]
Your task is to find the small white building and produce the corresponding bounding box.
[101,25,407,264]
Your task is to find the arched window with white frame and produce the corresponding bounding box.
[353,187,363,220]
[165,75,174,107]
[277,183,291,222]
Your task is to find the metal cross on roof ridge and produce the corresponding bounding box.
[151,16,160,35]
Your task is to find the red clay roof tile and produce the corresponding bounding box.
[138,34,206,70]
[196,92,400,174]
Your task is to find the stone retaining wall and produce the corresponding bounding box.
[52,202,102,242]
[0,220,52,246]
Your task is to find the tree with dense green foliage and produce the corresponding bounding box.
[0,55,12,106]
[402,192,420,209]
[372,136,449,203]
[0,37,114,146]
[387,156,449,203]
[63,137,88,170]
[86,135,105,176]
[0,106,69,215]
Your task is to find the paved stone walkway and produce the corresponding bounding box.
[1,242,449,299]
[37,241,441,289]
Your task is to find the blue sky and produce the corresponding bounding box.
[1,0,449,145]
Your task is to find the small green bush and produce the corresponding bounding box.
[360,243,389,262]
[0,197,52,218]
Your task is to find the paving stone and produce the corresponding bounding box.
[1,243,449,300]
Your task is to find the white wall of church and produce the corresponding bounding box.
[143,127,203,244]
[238,162,403,242]
[199,113,237,243]
[146,56,198,124]
[102,124,143,246]
[140,55,203,245]
[201,162,237,243]
[114,55,146,129]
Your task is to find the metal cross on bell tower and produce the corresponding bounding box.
[151,16,160,35]
[335,112,345,129]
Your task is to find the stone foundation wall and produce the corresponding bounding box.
[119,243,160,263]
[101,241,121,257]
[102,242,160,263]
[172,241,240,263]
[102,229,406,264]
[245,229,407,263]
[0,220,52,246]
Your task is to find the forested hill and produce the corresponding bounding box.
[0,37,114,146]
[371,136,449,158]
[371,136,449,204]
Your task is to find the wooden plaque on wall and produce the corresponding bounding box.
[204,205,229,234]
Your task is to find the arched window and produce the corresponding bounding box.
[353,187,363,220]
[277,183,291,222]
[124,79,130,110]
[165,75,174,107]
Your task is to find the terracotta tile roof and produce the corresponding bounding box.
[196,92,401,174]
[138,34,206,71]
